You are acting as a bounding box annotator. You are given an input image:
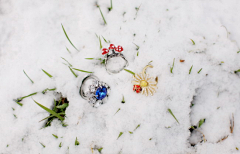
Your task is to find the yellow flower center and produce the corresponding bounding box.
[140,80,148,87]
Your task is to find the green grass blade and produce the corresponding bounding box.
[102,36,108,43]
[129,131,133,134]
[42,69,53,78]
[52,134,58,139]
[133,43,139,50]
[170,58,175,73]
[108,0,113,11]
[117,132,123,140]
[15,92,38,105]
[75,137,80,145]
[85,58,94,60]
[40,142,45,148]
[234,69,240,73]
[66,47,71,53]
[124,69,135,76]
[190,39,195,45]
[98,148,103,153]
[33,99,64,121]
[42,88,56,94]
[61,24,79,51]
[23,70,34,84]
[134,124,141,131]
[198,68,202,74]
[98,7,107,25]
[72,68,93,73]
[16,102,23,106]
[59,142,62,148]
[99,36,102,49]
[114,108,121,115]
[189,65,193,74]
[61,57,72,67]
[39,115,55,122]
[69,67,78,77]
[168,108,179,124]
[198,119,205,127]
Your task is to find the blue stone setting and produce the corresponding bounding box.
[95,86,107,100]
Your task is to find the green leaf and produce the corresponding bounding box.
[69,66,78,78]
[98,7,107,25]
[23,70,34,84]
[117,132,123,139]
[61,24,79,51]
[52,134,58,139]
[129,131,133,134]
[190,39,195,45]
[149,138,152,140]
[124,69,135,76]
[168,108,179,124]
[72,68,93,73]
[98,147,103,153]
[189,65,193,74]
[198,119,205,128]
[33,99,64,121]
[85,58,94,60]
[134,124,141,131]
[75,137,80,145]
[42,69,53,78]
[40,142,45,148]
[56,103,69,109]
[137,51,139,56]
[237,51,240,53]
[198,68,202,74]
[61,57,72,67]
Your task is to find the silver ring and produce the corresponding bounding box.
[102,44,128,74]
[79,74,110,107]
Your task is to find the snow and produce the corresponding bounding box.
[1,0,240,153]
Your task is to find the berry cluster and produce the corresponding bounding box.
[133,85,142,93]
[102,44,123,55]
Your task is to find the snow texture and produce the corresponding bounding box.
[0,0,240,153]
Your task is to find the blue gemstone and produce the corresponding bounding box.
[95,86,107,100]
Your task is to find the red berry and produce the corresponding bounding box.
[133,85,142,93]
[115,45,123,52]
[109,44,115,50]
[102,48,109,55]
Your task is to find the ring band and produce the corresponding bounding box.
[102,44,128,74]
[79,74,110,107]
[105,51,128,74]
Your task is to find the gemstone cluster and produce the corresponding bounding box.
[86,80,110,107]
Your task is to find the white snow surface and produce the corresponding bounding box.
[1,0,240,154]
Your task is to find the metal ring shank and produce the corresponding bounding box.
[79,74,99,100]
[105,53,128,74]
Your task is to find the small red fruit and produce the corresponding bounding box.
[109,44,115,50]
[102,48,109,55]
[115,45,123,52]
[133,85,142,93]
